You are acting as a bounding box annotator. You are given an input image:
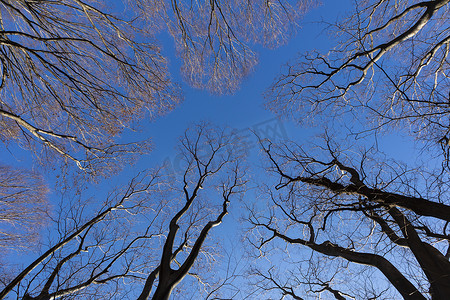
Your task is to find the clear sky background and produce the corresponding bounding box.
[134,0,419,170]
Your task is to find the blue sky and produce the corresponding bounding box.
[125,0,421,190]
[136,1,352,164]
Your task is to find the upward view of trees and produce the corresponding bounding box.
[0,0,306,275]
[0,0,176,177]
[267,0,449,148]
[0,0,306,178]
[0,125,245,299]
[1,0,449,299]
[252,0,450,299]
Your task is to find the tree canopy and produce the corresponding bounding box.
[0,0,307,178]
[2,0,450,299]
[254,0,450,298]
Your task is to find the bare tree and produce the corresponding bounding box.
[0,0,180,178]
[248,137,450,299]
[137,124,246,300]
[267,0,450,150]
[0,168,164,300]
[0,0,307,265]
[0,0,310,178]
[256,2,450,297]
[0,164,49,250]
[134,0,311,94]
[0,124,246,300]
